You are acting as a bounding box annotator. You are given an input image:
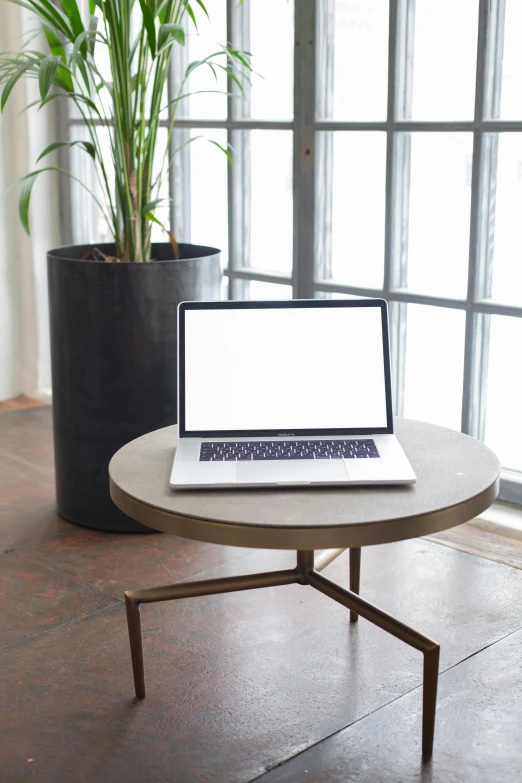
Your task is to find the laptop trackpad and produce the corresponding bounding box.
[237,460,348,485]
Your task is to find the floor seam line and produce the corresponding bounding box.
[439,623,522,674]
[247,622,522,782]
[0,602,120,651]
[20,549,272,604]
[21,552,127,603]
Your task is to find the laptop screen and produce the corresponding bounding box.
[178,300,393,437]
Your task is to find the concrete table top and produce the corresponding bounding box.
[109,418,500,550]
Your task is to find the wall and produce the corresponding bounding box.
[0,5,24,398]
[0,4,61,400]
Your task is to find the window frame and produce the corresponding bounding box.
[57,0,522,503]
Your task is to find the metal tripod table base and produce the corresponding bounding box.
[125,548,440,758]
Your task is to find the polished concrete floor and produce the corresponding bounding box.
[1,407,521,783]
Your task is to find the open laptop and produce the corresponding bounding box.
[170,298,416,489]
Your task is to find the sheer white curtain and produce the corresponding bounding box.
[0,4,60,400]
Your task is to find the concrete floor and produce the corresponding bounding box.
[1,407,521,783]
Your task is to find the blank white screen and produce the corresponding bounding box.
[183,305,389,432]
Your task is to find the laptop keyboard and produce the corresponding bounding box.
[199,439,380,461]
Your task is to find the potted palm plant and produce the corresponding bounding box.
[0,0,250,531]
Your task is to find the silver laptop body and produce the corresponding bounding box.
[170,299,416,489]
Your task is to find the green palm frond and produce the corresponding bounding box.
[1,0,252,262]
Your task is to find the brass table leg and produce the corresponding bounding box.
[125,568,299,699]
[422,644,441,758]
[305,562,440,759]
[124,549,440,757]
[313,547,362,622]
[125,594,145,699]
[349,547,361,623]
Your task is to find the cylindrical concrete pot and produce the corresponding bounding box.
[47,242,221,532]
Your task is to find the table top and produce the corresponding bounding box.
[109,419,500,550]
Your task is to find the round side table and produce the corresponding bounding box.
[109,418,499,758]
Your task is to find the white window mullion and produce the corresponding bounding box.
[386,0,414,416]
[461,0,504,439]
[227,0,251,299]
[169,22,191,245]
[314,0,334,283]
[56,98,73,245]
[293,0,316,299]
[170,124,192,245]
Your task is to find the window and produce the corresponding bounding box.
[59,0,522,502]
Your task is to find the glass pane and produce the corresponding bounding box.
[314,292,372,300]
[69,126,113,245]
[68,1,109,119]
[189,130,228,266]
[248,281,292,299]
[71,2,167,120]
[318,0,389,120]
[485,316,522,471]
[406,133,472,299]
[403,304,465,430]
[183,0,227,119]
[249,0,294,120]
[221,277,229,300]
[331,293,372,300]
[411,0,479,120]
[490,134,522,305]
[149,129,171,243]
[316,132,386,289]
[70,126,172,249]
[500,1,522,119]
[249,131,293,274]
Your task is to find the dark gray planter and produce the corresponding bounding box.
[47,242,221,532]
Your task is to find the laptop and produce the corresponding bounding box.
[170,298,416,489]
